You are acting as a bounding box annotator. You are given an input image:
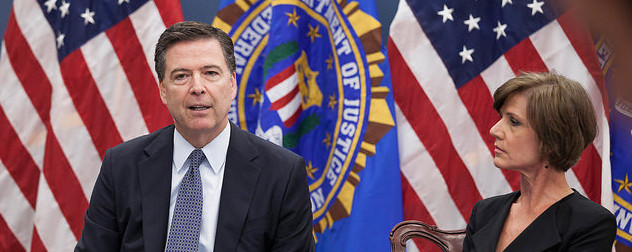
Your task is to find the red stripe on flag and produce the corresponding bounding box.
[572,144,602,202]
[0,215,25,252]
[389,40,482,219]
[106,18,172,132]
[401,175,442,252]
[557,11,609,115]
[504,39,549,74]
[4,12,89,240]
[153,0,184,27]
[0,108,40,208]
[270,87,299,110]
[458,77,520,191]
[60,51,124,158]
[43,133,89,239]
[30,227,45,252]
[283,107,302,128]
[4,11,51,122]
[265,64,296,91]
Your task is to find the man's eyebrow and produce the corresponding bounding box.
[201,64,221,70]
[169,68,190,76]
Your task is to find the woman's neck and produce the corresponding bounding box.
[517,166,573,212]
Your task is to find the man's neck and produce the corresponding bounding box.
[176,121,228,149]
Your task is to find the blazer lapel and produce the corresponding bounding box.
[214,122,262,251]
[471,192,518,252]
[505,204,561,252]
[138,125,174,252]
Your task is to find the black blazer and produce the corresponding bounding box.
[463,190,615,252]
[76,122,314,251]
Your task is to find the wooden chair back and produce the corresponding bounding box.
[390,220,466,252]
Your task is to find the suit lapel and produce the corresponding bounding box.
[138,125,174,252]
[214,122,262,251]
[471,192,518,252]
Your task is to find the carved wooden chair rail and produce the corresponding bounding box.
[390,220,466,252]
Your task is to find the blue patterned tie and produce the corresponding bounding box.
[166,149,205,252]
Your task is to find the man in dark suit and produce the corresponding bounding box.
[75,21,314,251]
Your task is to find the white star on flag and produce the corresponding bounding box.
[56,32,65,49]
[44,0,57,13]
[493,21,507,39]
[118,0,130,5]
[463,14,481,32]
[437,4,454,23]
[459,45,474,64]
[59,0,70,18]
[81,8,96,25]
[502,0,513,7]
[527,0,545,16]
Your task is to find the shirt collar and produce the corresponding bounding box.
[172,123,231,174]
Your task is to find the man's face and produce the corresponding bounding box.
[159,38,236,143]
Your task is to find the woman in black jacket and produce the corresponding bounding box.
[463,72,616,252]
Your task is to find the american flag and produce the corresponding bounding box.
[0,0,181,250]
[388,0,612,250]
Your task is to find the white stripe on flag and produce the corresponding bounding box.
[480,56,515,97]
[129,1,166,84]
[33,176,77,250]
[406,240,421,252]
[0,160,34,250]
[266,72,298,102]
[277,91,302,121]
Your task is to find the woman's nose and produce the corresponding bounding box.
[489,120,501,139]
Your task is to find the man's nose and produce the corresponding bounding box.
[190,73,206,95]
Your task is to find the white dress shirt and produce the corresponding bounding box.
[166,123,230,252]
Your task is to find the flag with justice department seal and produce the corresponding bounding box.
[598,35,632,249]
[212,0,403,250]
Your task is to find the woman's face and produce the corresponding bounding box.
[489,93,543,171]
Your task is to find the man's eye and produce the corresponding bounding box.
[175,74,187,80]
[206,71,218,76]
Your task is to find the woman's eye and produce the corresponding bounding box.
[509,117,521,126]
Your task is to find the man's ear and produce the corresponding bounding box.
[159,81,167,105]
[230,73,237,100]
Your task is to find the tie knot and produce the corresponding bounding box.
[189,149,206,168]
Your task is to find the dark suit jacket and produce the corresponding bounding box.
[76,122,314,251]
[463,190,615,252]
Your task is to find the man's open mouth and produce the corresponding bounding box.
[189,105,210,111]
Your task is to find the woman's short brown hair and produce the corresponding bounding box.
[492,72,597,171]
